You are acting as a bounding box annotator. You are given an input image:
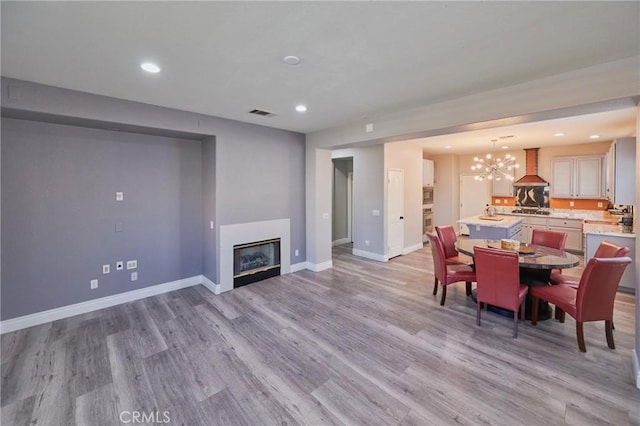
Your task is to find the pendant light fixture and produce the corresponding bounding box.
[472,140,520,181]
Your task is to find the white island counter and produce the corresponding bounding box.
[457,215,523,240]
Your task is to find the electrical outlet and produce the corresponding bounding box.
[295,249,299,256]
[126,260,137,270]
[116,261,124,271]
[569,201,575,207]
[116,191,124,201]
[372,210,380,216]
[102,264,110,274]
[131,272,138,281]
[496,199,501,204]
[365,240,370,246]
[503,199,508,204]
[90,279,98,289]
[597,202,603,208]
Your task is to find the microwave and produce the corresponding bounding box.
[423,186,434,204]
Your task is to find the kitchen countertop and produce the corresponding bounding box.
[457,215,523,228]
[583,222,635,238]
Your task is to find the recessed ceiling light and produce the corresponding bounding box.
[589,134,600,139]
[444,145,452,149]
[554,132,565,137]
[501,145,509,149]
[283,55,301,65]
[140,62,161,73]
[295,105,307,112]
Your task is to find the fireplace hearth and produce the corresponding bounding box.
[233,238,281,288]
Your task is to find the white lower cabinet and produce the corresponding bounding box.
[504,215,583,252]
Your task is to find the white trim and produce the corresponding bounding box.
[402,243,424,255]
[201,275,220,295]
[306,261,333,272]
[332,237,350,247]
[633,349,640,389]
[290,262,307,273]
[352,249,389,262]
[0,275,202,334]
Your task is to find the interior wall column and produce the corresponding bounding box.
[305,147,333,271]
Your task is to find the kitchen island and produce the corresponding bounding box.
[457,215,523,240]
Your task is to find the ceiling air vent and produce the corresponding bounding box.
[249,109,277,117]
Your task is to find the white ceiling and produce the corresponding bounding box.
[407,107,639,155]
[1,2,639,136]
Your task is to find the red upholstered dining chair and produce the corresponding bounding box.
[531,256,632,352]
[550,241,630,287]
[427,233,476,306]
[435,225,472,266]
[531,229,568,278]
[473,247,528,338]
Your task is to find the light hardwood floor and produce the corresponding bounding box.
[2,244,639,425]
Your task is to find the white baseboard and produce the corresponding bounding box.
[306,260,333,272]
[402,243,424,255]
[201,275,220,295]
[0,275,203,334]
[332,238,350,247]
[352,249,388,262]
[633,349,640,389]
[290,262,307,273]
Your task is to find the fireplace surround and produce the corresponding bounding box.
[219,219,291,293]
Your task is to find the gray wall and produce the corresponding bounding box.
[333,146,385,255]
[332,159,352,242]
[1,78,306,320]
[1,118,203,319]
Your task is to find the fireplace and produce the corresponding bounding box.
[233,238,281,288]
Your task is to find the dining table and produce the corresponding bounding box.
[455,239,580,320]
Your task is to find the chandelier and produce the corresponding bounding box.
[471,143,520,181]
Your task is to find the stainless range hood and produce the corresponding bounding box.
[513,148,549,187]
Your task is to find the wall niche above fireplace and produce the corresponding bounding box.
[233,238,281,288]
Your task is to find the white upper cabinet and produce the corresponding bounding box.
[492,169,514,196]
[609,137,636,205]
[423,159,434,186]
[551,155,604,198]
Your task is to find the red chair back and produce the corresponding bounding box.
[593,241,630,258]
[576,257,632,322]
[473,246,522,310]
[531,229,567,250]
[427,233,446,282]
[435,225,458,259]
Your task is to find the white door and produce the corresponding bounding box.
[387,169,404,259]
[459,175,491,235]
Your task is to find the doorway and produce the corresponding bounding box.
[387,168,405,258]
[459,174,491,235]
[332,158,353,246]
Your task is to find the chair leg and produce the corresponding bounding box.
[605,320,615,349]
[465,282,472,296]
[531,297,539,326]
[433,278,438,295]
[555,307,565,323]
[476,302,481,326]
[439,285,447,306]
[576,322,586,352]
[513,310,518,338]
[519,299,526,321]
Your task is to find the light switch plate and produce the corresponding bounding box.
[126,260,137,270]
[131,272,138,281]
[116,192,124,201]
[102,264,110,274]
[90,279,98,289]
